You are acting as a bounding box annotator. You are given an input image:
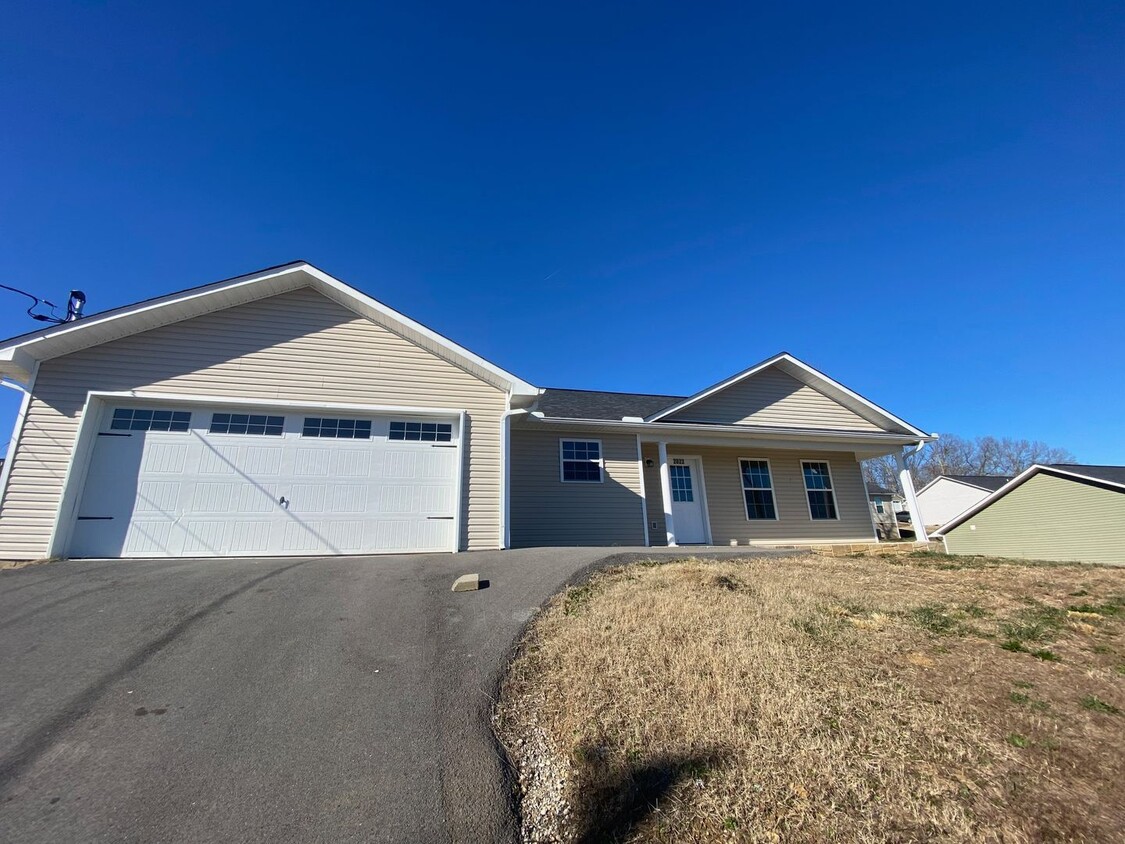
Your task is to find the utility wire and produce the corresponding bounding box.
[1,283,74,324]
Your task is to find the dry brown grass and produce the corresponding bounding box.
[0,557,54,570]
[495,553,1125,843]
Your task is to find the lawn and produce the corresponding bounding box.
[494,552,1125,843]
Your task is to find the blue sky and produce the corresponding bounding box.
[2,2,1123,460]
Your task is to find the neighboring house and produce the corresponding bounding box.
[866,484,905,515]
[914,474,1013,529]
[865,484,903,540]
[936,464,1125,566]
[0,262,934,560]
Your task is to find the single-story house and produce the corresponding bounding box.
[0,262,934,559]
[936,464,1125,565]
[914,474,1013,528]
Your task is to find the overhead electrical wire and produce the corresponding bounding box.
[1,283,86,324]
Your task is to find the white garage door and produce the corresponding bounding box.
[68,403,461,558]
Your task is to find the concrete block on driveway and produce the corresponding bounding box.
[452,573,481,592]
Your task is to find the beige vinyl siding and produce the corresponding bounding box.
[665,369,883,431]
[641,444,876,545]
[509,429,645,547]
[641,444,667,544]
[943,474,1125,565]
[0,286,507,557]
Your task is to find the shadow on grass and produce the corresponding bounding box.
[576,752,723,843]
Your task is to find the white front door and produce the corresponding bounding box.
[669,456,709,544]
[68,403,461,558]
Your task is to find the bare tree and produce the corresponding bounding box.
[863,434,1076,494]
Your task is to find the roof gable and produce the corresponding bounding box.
[646,353,930,437]
[936,463,1125,535]
[0,262,538,397]
[918,475,1014,496]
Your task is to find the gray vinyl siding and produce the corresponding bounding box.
[665,369,883,431]
[641,444,876,545]
[943,474,1125,565]
[509,429,645,547]
[0,286,507,557]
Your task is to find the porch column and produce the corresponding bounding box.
[657,440,677,546]
[895,448,929,542]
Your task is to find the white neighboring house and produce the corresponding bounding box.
[915,475,1013,529]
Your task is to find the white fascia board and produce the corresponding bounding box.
[933,463,1125,536]
[520,415,922,448]
[915,475,993,496]
[943,477,998,494]
[0,263,307,359]
[0,262,540,398]
[914,476,943,496]
[644,352,932,439]
[301,266,539,397]
[933,466,1043,536]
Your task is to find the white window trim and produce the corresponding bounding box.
[738,457,780,521]
[800,459,840,521]
[559,438,604,484]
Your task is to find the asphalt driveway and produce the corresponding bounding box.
[0,547,633,843]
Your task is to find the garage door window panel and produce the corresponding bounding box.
[388,420,453,442]
[302,417,372,439]
[110,408,192,433]
[209,413,284,436]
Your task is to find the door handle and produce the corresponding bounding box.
[279,496,289,509]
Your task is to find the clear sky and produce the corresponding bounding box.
[2,2,1123,460]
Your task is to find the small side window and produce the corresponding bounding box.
[560,439,603,483]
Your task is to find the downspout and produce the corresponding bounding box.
[896,441,930,543]
[499,405,530,550]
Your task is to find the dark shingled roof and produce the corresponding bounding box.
[946,474,1014,492]
[866,485,896,497]
[537,388,684,421]
[1049,464,1125,486]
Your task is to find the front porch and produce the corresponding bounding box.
[638,441,881,548]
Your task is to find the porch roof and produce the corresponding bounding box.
[511,412,926,459]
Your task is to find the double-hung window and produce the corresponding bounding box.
[560,439,603,483]
[739,459,777,519]
[802,460,839,520]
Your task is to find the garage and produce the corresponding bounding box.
[66,401,462,558]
